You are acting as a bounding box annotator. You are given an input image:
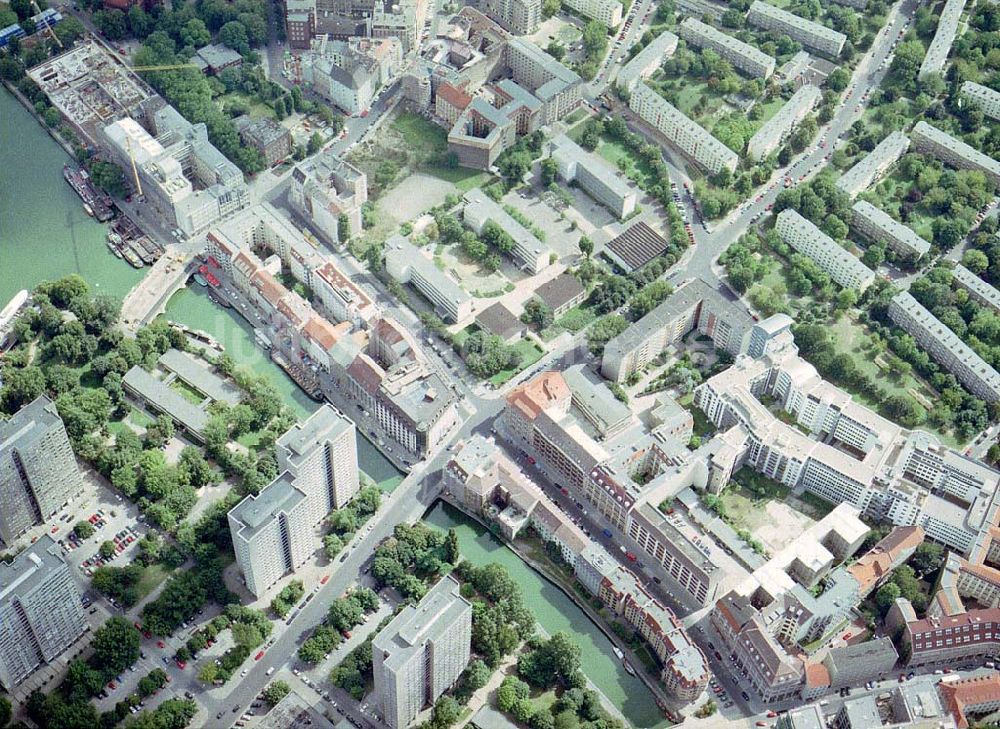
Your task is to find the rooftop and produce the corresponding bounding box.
[534,273,585,312]
[604,221,670,272]
[229,473,307,541]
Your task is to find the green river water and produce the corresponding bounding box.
[1,89,668,727]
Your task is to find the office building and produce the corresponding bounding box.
[102,103,249,237]
[919,0,966,79]
[234,115,292,167]
[549,133,637,218]
[851,200,931,262]
[447,95,523,170]
[463,188,553,273]
[746,1,846,56]
[952,264,1000,316]
[228,474,312,597]
[629,83,739,174]
[372,576,472,729]
[469,0,539,34]
[601,277,754,382]
[0,395,85,546]
[289,149,368,247]
[820,639,898,689]
[961,81,1000,120]
[747,84,821,159]
[562,0,621,27]
[679,18,775,79]
[384,236,474,322]
[277,404,360,518]
[192,43,244,75]
[836,130,910,199]
[775,209,875,291]
[0,535,87,689]
[888,291,1000,402]
[617,30,678,92]
[912,121,1000,188]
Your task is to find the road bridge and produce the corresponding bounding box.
[120,246,196,334]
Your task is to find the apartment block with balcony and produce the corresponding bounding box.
[384,235,474,322]
[746,0,845,55]
[836,130,910,199]
[851,200,930,262]
[0,395,85,546]
[962,81,1000,120]
[629,83,739,175]
[617,30,679,92]
[0,535,87,689]
[918,0,966,79]
[679,18,775,78]
[746,84,821,160]
[912,121,1000,188]
[888,291,1000,402]
[562,0,622,27]
[775,209,875,291]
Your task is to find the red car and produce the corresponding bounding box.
[560,487,569,496]
[625,552,637,562]
[254,651,265,661]
[108,681,117,690]
[50,526,59,533]
[342,630,352,639]
[175,660,186,669]
[134,622,143,631]
[157,641,166,649]
[320,575,330,585]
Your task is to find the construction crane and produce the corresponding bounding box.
[30,0,62,49]
[130,64,202,73]
[125,137,143,199]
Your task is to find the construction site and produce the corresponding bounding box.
[27,40,153,146]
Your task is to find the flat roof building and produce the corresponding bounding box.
[851,200,931,262]
[912,121,1000,188]
[192,43,244,74]
[679,18,775,79]
[373,575,472,729]
[122,365,210,442]
[0,535,87,689]
[617,30,679,92]
[385,236,474,323]
[775,209,875,291]
[234,115,292,168]
[629,83,739,175]
[747,84,821,160]
[0,395,85,546]
[503,38,582,125]
[836,130,910,199]
[888,291,1000,402]
[463,188,553,273]
[549,133,637,219]
[919,0,966,79]
[962,81,1000,120]
[746,1,846,57]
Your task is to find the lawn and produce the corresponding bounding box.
[136,564,172,602]
[557,304,597,333]
[169,378,206,405]
[216,92,276,120]
[678,393,716,437]
[490,340,545,386]
[392,112,449,155]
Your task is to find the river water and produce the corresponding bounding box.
[2,89,667,725]
[0,90,402,492]
[426,502,671,729]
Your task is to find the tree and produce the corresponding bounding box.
[99,540,117,559]
[586,315,628,356]
[74,520,95,540]
[181,18,211,48]
[433,696,462,727]
[308,132,323,155]
[498,150,532,188]
[545,40,566,61]
[521,298,554,329]
[540,157,559,186]
[578,236,594,259]
[542,0,560,17]
[826,67,850,91]
[462,331,516,378]
[963,249,990,274]
[94,8,127,39]
[445,528,460,564]
[219,20,249,53]
[875,582,902,618]
[0,696,11,728]
[92,617,141,676]
[462,659,491,692]
[262,680,291,706]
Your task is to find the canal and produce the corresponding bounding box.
[425,502,671,729]
[0,89,403,493]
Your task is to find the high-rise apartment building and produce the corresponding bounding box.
[0,535,87,689]
[962,81,1000,120]
[469,0,539,34]
[372,575,472,729]
[277,404,360,518]
[746,84,821,160]
[562,0,621,27]
[0,395,85,546]
[836,130,909,199]
[774,209,875,292]
[918,0,965,79]
[230,405,359,597]
[911,121,1000,188]
[679,18,775,79]
[746,1,846,56]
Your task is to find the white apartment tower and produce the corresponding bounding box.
[0,535,87,689]
[0,395,85,546]
[277,403,360,518]
[373,576,472,729]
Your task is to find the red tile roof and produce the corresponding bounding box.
[941,673,1000,729]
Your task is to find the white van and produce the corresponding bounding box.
[266,667,275,676]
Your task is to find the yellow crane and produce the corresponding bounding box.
[30,0,62,49]
[130,63,202,73]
